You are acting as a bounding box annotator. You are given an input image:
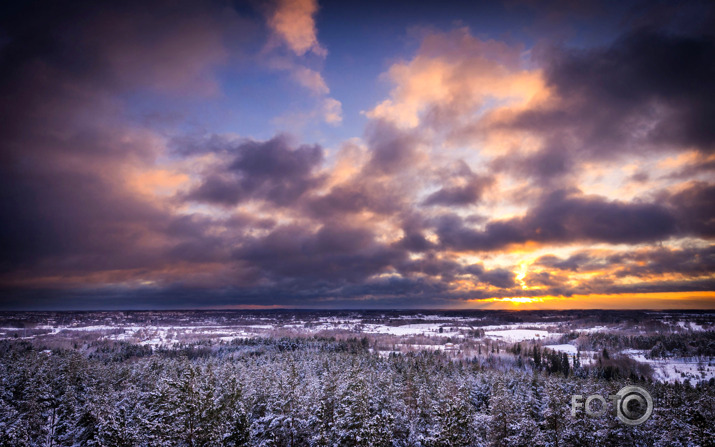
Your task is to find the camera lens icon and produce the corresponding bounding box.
[615,386,653,426]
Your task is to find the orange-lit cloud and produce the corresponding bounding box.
[366,28,547,132]
[291,65,330,95]
[264,1,341,124]
[268,0,326,57]
[129,168,190,198]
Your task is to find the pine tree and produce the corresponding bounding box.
[541,379,567,447]
[221,377,250,447]
[335,370,371,446]
[562,352,570,377]
[432,382,474,447]
[533,345,542,368]
[488,377,512,447]
[312,376,338,446]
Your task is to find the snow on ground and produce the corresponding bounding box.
[575,326,609,333]
[622,349,715,383]
[0,323,269,345]
[361,323,464,337]
[282,322,357,331]
[395,343,458,351]
[484,329,556,342]
[397,314,475,322]
[543,345,601,365]
[2,320,469,342]
[676,321,707,331]
[477,323,555,331]
[544,344,578,354]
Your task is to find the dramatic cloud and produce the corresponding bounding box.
[0,0,246,290]
[666,182,715,238]
[423,161,492,207]
[533,29,715,153]
[481,24,715,187]
[185,135,325,206]
[465,264,517,289]
[366,28,545,132]
[234,224,406,287]
[436,190,678,251]
[0,0,712,309]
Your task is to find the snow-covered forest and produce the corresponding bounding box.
[0,311,714,446]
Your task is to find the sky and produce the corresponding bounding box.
[0,0,713,310]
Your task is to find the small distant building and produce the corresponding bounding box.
[444,343,459,351]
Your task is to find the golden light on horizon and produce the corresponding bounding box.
[468,291,715,310]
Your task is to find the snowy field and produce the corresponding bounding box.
[483,328,556,342]
[1,310,713,384]
[1,319,557,344]
[544,344,578,354]
[621,349,715,383]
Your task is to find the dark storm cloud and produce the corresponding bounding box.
[515,27,715,154]
[363,120,421,175]
[529,246,715,296]
[0,0,241,280]
[422,161,493,207]
[490,144,574,186]
[423,180,485,206]
[436,190,677,251]
[233,224,408,285]
[185,135,325,206]
[612,246,715,279]
[465,264,517,289]
[536,246,715,279]
[599,278,715,295]
[398,255,462,280]
[336,276,453,302]
[163,214,239,264]
[523,271,565,288]
[486,17,715,185]
[394,230,436,253]
[0,0,235,96]
[169,133,247,157]
[7,270,703,310]
[666,182,715,238]
[0,169,171,274]
[305,181,404,218]
[304,122,422,219]
[0,0,430,306]
[435,214,522,252]
[536,252,609,272]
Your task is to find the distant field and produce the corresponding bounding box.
[1,309,713,384]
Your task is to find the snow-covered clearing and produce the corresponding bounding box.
[676,321,708,331]
[622,349,715,383]
[484,329,557,342]
[544,344,578,354]
[361,323,464,337]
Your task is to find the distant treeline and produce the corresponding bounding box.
[562,331,715,358]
